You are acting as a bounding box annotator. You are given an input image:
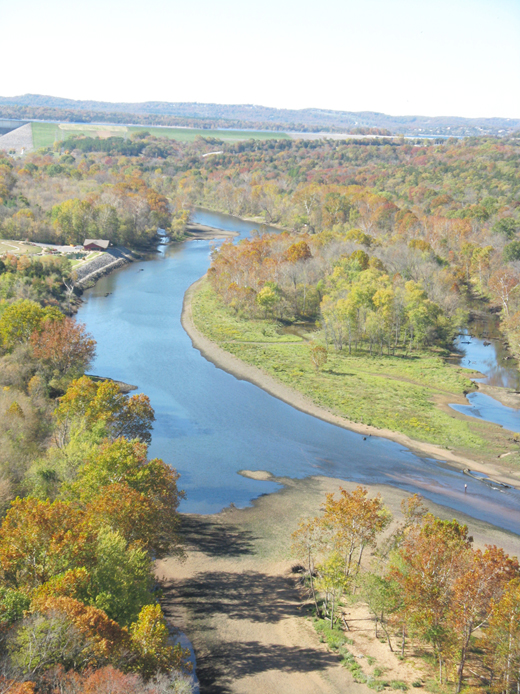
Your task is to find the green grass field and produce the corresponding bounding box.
[192,279,509,456]
[31,122,60,149]
[30,121,290,149]
[128,126,290,141]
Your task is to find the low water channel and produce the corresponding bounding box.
[451,319,520,434]
[77,209,520,534]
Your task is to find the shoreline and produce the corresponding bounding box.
[182,276,520,490]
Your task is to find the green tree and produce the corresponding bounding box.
[90,528,153,627]
[493,217,518,239]
[315,552,349,627]
[51,199,97,245]
[129,605,189,680]
[256,283,280,316]
[504,241,520,263]
[0,300,62,351]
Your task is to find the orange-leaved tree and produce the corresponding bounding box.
[322,486,391,582]
[484,577,520,694]
[450,545,519,693]
[389,515,471,681]
[0,498,95,589]
[30,317,96,384]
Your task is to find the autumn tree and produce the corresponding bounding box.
[309,344,327,372]
[69,438,184,557]
[450,546,518,692]
[322,486,391,583]
[489,268,520,317]
[389,515,471,681]
[0,498,95,589]
[30,317,96,387]
[484,578,520,694]
[55,376,155,444]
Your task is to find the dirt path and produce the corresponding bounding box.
[158,526,366,693]
[157,475,520,694]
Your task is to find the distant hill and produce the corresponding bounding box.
[0,94,519,137]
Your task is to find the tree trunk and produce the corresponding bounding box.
[381,620,394,652]
[456,627,472,694]
[308,549,320,618]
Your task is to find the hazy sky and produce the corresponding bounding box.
[2,0,519,118]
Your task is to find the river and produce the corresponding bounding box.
[76,209,520,534]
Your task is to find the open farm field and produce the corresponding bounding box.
[30,120,290,148]
[191,279,517,459]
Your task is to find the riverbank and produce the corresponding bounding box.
[182,277,520,489]
[158,472,520,694]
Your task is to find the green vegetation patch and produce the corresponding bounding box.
[192,280,302,343]
[314,618,349,649]
[192,280,489,452]
[31,122,60,149]
[129,125,290,142]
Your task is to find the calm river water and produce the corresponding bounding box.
[77,210,520,534]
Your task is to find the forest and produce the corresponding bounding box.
[0,127,520,691]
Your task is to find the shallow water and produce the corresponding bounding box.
[452,320,520,432]
[77,210,520,534]
[451,392,520,434]
[456,319,520,390]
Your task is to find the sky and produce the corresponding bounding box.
[1,0,519,119]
